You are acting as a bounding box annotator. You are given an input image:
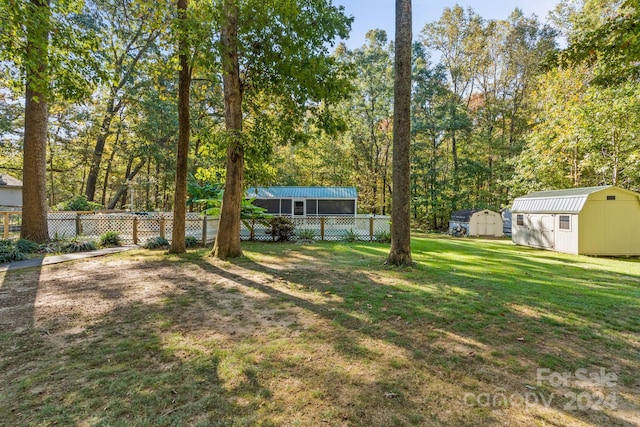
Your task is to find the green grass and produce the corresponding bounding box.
[1,234,639,426]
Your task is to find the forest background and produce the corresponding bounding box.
[1,0,638,231]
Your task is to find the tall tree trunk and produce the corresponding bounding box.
[169,0,191,253]
[101,125,121,207]
[386,0,412,266]
[212,0,243,260]
[21,0,50,242]
[107,159,146,209]
[85,93,119,201]
[119,156,133,210]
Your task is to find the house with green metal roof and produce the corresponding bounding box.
[511,185,640,255]
[246,186,357,216]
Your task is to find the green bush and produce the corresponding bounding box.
[374,230,391,243]
[62,239,97,253]
[57,195,103,212]
[185,235,198,248]
[16,239,39,254]
[342,229,359,242]
[99,231,122,247]
[143,236,169,249]
[0,249,28,263]
[268,217,295,242]
[296,228,317,241]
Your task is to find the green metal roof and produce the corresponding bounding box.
[246,186,357,199]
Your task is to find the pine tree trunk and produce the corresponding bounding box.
[212,0,243,260]
[386,0,413,266]
[21,0,50,242]
[169,0,191,253]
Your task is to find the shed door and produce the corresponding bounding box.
[528,215,554,248]
[475,211,495,236]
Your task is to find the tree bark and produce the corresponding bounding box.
[107,159,145,209]
[169,0,191,253]
[85,93,119,201]
[212,0,244,260]
[386,0,413,266]
[21,0,50,242]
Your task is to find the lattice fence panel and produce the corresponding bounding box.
[81,214,136,242]
[47,212,79,239]
[371,216,391,240]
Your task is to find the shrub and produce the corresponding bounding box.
[15,239,39,254]
[296,228,317,241]
[374,230,391,243]
[268,217,295,242]
[342,229,359,242]
[99,231,122,247]
[143,236,169,249]
[57,195,103,212]
[61,239,97,253]
[0,249,28,263]
[185,235,199,248]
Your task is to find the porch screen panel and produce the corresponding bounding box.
[306,199,318,215]
[254,199,280,214]
[318,200,355,215]
[280,199,292,214]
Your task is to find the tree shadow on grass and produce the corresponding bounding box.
[0,259,44,332]
[200,243,640,427]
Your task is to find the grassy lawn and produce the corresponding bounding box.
[1,234,639,426]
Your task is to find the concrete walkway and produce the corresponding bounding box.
[0,245,138,272]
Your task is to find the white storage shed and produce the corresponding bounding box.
[511,186,640,255]
[448,209,504,237]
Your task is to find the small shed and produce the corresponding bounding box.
[448,209,504,237]
[0,174,22,210]
[247,186,357,216]
[511,185,640,255]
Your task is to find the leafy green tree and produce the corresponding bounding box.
[82,0,165,202]
[211,0,352,259]
[1,0,51,241]
[336,30,394,214]
[562,0,640,84]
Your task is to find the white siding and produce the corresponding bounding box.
[0,187,22,208]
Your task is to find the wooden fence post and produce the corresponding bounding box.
[159,216,166,239]
[75,214,82,236]
[320,217,325,241]
[369,217,374,241]
[3,212,9,239]
[132,216,138,244]
[202,216,207,244]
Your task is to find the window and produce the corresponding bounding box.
[559,215,571,230]
[607,195,616,201]
[516,214,524,226]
